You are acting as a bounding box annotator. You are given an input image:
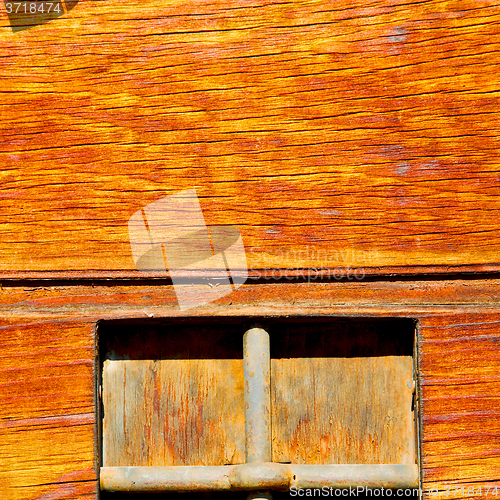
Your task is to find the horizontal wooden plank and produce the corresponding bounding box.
[0,283,499,498]
[3,265,500,281]
[0,423,96,500]
[1,1,500,275]
[2,279,500,318]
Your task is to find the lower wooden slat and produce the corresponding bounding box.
[0,282,499,499]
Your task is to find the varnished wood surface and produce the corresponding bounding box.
[0,280,499,498]
[419,312,500,492]
[0,320,97,499]
[1,1,500,275]
[2,277,500,318]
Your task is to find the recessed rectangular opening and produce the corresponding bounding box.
[97,317,419,498]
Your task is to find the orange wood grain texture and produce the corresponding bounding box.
[419,312,500,497]
[0,319,97,499]
[1,1,500,274]
[0,280,499,499]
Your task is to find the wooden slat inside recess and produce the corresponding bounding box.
[102,358,245,466]
[270,320,416,465]
[101,324,245,467]
[271,356,415,465]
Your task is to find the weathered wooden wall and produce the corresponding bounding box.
[1,280,499,499]
[0,319,96,498]
[1,0,499,498]
[1,0,500,274]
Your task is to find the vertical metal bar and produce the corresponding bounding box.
[243,327,271,464]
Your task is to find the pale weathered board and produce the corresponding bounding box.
[102,358,246,467]
[1,1,500,275]
[271,356,415,465]
[101,323,246,467]
[270,319,416,465]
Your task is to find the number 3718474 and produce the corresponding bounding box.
[436,485,499,497]
[5,2,62,14]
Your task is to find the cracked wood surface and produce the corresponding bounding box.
[0,280,499,499]
[1,0,500,275]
